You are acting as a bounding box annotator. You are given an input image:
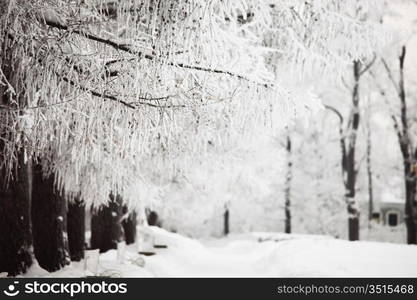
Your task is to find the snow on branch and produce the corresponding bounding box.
[40,8,269,87]
[0,0,389,205]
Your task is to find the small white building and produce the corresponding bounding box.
[373,190,404,227]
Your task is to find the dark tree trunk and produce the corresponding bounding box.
[381,47,417,244]
[348,217,360,241]
[284,135,292,234]
[91,194,123,252]
[404,169,417,244]
[0,152,33,276]
[326,59,376,241]
[146,209,160,226]
[346,162,360,241]
[67,198,85,261]
[376,47,417,243]
[224,208,229,236]
[0,32,33,276]
[122,206,137,245]
[366,129,374,225]
[366,109,374,224]
[31,163,70,272]
[344,60,362,241]
[396,47,417,245]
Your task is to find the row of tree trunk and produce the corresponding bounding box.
[90,194,137,252]
[0,30,141,276]
[0,159,138,276]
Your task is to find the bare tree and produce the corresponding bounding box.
[324,57,375,241]
[374,46,417,244]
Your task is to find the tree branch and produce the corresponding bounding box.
[369,70,403,141]
[43,16,269,87]
[381,58,400,95]
[60,76,136,109]
[358,54,376,77]
[324,104,347,182]
[324,104,343,124]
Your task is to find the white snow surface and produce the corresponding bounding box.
[21,227,417,278]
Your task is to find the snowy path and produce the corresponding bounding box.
[25,227,417,277]
[143,229,417,277]
[145,236,278,277]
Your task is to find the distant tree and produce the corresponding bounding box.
[284,134,292,234]
[373,46,417,244]
[323,57,375,241]
[146,209,160,227]
[122,207,137,245]
[224,205,230,236]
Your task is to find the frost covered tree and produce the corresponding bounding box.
[324,58,375,241]
[284,114,346,238]
[372,46,417,244]
[384,48,417,244]
[0,0,386,275]
[369,0,417,244]
[0,18,34,275]
[265,0,383,240]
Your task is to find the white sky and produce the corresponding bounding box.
[384,0,417,73]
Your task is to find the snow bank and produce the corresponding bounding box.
[22,227,417,277]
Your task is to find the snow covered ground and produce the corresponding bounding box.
[22,227,417,278]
